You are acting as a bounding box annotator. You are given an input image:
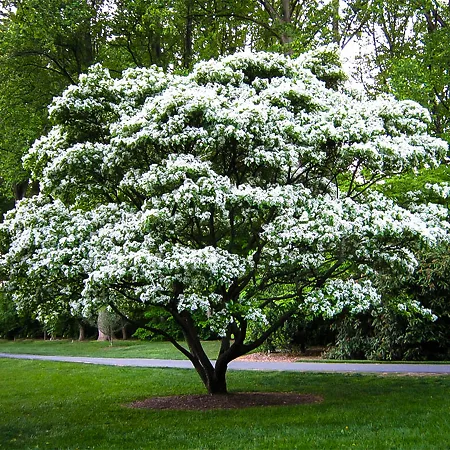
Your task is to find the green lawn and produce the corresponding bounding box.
[0,358,449,449]
[0,338,222,359]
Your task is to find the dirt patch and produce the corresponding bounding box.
[127,392,323,411]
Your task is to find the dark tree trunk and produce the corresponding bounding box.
[189,358,229,395]
[78,322,86,341]
[163,296,299,395]
[12,180,29,202]
[206,368,228,395]
[184,0,193,68]
[173,309,230,395]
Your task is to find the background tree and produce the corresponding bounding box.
[97,308,122,344]
[349,0,450,139]
[0,0,110,206]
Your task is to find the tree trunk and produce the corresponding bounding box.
[97,328,110,341]
[97,309,117,341]
[280,0,292,46]
[188,356,229,394]
[259,0,292,47]
[12,180,29,202]
[206,367,228,395]
[78,322,86,341]
[331,0,341,45]
[183,0,193,68]
[174,309,230,395]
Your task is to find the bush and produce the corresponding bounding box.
[325,307,450,361]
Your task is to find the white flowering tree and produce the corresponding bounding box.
[1,47,449,394]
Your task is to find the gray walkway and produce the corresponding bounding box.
[1,353,450,374]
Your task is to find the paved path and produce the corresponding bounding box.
[1,353,450,374]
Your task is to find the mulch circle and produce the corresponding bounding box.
[127,392,323,411]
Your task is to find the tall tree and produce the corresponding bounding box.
[0,0,111,204]
[349,0,450,139]
[1,49,447,394]
[0,0,259,209]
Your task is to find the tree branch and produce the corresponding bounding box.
[242,307,299,354]
[12,50,76,84]
[107,301,195,361]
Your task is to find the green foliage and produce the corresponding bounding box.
[379,165,450,206]
[0,290,41,339]
[326,233,450,362]
[249,314,333,354]
[0,186,14,218]
[387,24,450,140]
[0,61,54,203]
[134,307,184,341]
[325,311,409,361]
[408,244,450,357]
[352,0,450,140]
[134,308,219,342]
[326,299,450,362]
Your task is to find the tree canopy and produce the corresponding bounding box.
[1,48,449,393]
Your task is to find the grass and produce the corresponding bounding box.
[0,338,222,359]
[0,359,449,449]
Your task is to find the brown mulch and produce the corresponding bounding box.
[127,392,323,411]
[128,351,325,411]
[237,352,303,362]
[237,350,324,362]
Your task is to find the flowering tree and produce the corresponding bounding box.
[1,47,448,394]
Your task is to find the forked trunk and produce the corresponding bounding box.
[189,356,229,395]
[176,309,230,395]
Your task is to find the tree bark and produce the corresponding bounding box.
[331,0,341,45]
[78,322,86,341]
[206,368,228,395]
[97,328,110,341]
[280,0,292,45]
[184,0,193,68]
[172,309,229,394]
[12,180,29,202]
[259,0,293,46]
